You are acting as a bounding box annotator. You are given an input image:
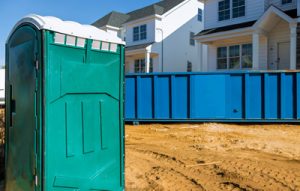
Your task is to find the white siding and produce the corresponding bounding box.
[204,0,265,29]
[268,20,290,69]
[265,0,297,11]
[153,0,204,72]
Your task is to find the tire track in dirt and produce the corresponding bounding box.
[128,147,206,190]
[126,124,300,191]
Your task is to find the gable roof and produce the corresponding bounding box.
[93,0,186,28]
[92,11,130,28]
[126,0,186,22]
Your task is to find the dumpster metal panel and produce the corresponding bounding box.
[125,72,300,122]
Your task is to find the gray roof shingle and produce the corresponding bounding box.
[92,11,130,28]
[93,0,186,28]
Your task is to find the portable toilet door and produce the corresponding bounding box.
[5,15,125,191]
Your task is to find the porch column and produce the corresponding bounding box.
[290,23,297,70]
[145,50,151,73]
[252,31,260,70]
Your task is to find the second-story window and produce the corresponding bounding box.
[218,0,230,21]
[133,24,147,41]
[140,25,147,40]
[232,0,245,18]
[133,27,140,41]
[282,0,292,4]
[198,8,203,22]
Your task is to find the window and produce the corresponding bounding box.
[229,45,240,69]
[134,59,153,73]
[140,25,147,40]
[187,61,192,72]
[190,32,195,46]
[217,44,252,70]
[133,26,140,41]
[198,8,203,21]
[134,59,145,73]
[217,47,228,69]
[282,0,292,4]
[133,25,147,41]
[218,0,230,21]
[242,44,252,68]
[232,0,245,18]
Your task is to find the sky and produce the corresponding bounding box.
[0,0,158,67]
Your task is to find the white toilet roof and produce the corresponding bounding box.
[8,14,125,45]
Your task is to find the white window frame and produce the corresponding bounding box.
[229,45,241,69]
[133,26,140,41]
[218,0,246,22]
[218,0,231,21]
[134,58,153,73]
[190,32,195,46]
[217,43,253,70]
[198,8,203,22]
[232,0,245,18]
[133,24,147,42]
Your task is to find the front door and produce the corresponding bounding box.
[5,26,41,191]
[278,42,290,70]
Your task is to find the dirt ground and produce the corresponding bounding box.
[1,108,300,190]
[126,123,300,191]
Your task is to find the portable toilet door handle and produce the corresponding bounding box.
[9,85,16,127]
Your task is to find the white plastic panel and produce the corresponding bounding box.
[110,43,118,52]
[54,33,65,44]
[92,40,100,50]
[76,38,86,48]
[66,35,76,46]
[101,42,110,51]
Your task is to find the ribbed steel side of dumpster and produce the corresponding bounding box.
[125,71,300,122]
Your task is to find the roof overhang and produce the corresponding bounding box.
[126,43,153,56]
[253,6,297,31]
[195,27,253,43]
[101,25,121,31]
[8,14,125,45]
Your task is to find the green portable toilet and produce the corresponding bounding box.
[5,14,125,191]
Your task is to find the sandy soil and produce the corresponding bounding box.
[126,123,300,191]
[1,108,299,191]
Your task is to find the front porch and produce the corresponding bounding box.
[125,43,159,74]
[196,6,299,72]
